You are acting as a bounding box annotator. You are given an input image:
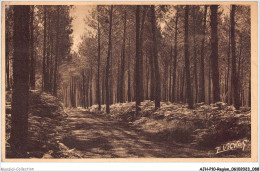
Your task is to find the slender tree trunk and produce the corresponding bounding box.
[29,6,35,90]
[10,5,30,154]
[139,6,147,102]
[127,38,131,102]
[172,8,178,102]
[70,76,76,108]
[146,55,149,100]
[49,28,54,93]
[248,72,251,107]
[86,74,89,108]
[226,24,231,104]
[199,5,207,103]
[237,34,243,106]
[180,68,185,102]
[89,66,93,107]
[231,5,240,109]
[82,71,86,108]
[192,7,198,103]
[42,6,47,91]
[208,56,211,104]
[164,63,168,101]
[53,6,60,97]
[135,5,141,116]
[151,5,161,109]
[210,5,221,103]
[117,46,122,102]
[184,6,193,109]
[169,46,173,101]
[119,10,127,103]
[102,74,105,104]
[105,5,113,113]
[97,10,101,110]
[46,14,51,92]
[149,47,155,101]
[110,40,113,105]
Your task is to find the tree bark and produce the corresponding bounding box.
[151,5,161,109]
[192,7,198,103]
[199,5,207,103]
[53,6,60,97]
[29,6,35,90]
[10,5,30,155]
[42,6,47,91]
[105,5,113,113]
[248,72,251,107]
[184,5,193,109]
[119,10,127,103]
[97,8,101,110]
[210,5,221,103]
[231,5,240,109]
[139,6,147,102]
[149,47,155,101]
[82,71,86,108]
[169,46,173,101]
[135,5,141,116]
[89,66,93,107]
[127,38,131,102]
[226,23,231,104]
[172,7,178,102]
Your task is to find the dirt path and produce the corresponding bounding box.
[60,109,213,158]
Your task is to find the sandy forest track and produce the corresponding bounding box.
[60,109,212,158]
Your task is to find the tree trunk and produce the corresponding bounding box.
[169,46,173,101]
[49,28,54,93]
[172,7,178,102]
[118,11,127,103]
[237,34,243,106]
[46,14,51,92]
[97,9,101,110]
[29,6,35,90]
[117,47,121,102]
[127,38,131,102]
[70,76,76,108]
[151,5,161,109]
[226,23,231,104]
[184,6,193,109]
[146,55,149,100]
[210,5,221,103]
[192,7,198,103]
[89,66,93,107]
[231,5,240,109]
[53,6,60,97]
[199,5,207,103]
[135,5,141,116]
[248,72,251,107]
[139,6,147,102]
[105,5,113,113]
[10,5,30,154]
[149,47,155,101]
[42,6,47,91]
[208,56,211,104]
[82,71,86,108]
[102,74,105,104]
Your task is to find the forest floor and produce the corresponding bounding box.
[60,109,212,158]
[5,91,251,158]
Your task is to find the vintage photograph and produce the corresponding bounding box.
[2,1,256,161]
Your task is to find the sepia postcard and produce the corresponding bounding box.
[1,1,258,163]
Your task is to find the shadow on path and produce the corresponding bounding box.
[61,109,212,158]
